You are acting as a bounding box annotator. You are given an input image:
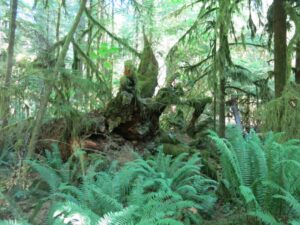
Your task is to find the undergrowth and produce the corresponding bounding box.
[1,145,216,225]
[1,128,300,225]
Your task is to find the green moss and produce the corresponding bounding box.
[260,83,300,139]
[162,143,190,156]
[136,35,158,98]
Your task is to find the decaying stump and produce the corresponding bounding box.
[136,34,159,98]
[1,35,211,160]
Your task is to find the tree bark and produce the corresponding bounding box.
[273,0,287,97]
[27,0,87,159]
[1,0,18,128]
[217,15,228,137]
[296,41,300,84]
[216,0,233,138]
[55,3,61,57]
[228,98,243,131]
[218,77,226,138]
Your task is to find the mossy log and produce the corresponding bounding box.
[1,87,210,160]
[1,35,210,159]
[104,86,183,141]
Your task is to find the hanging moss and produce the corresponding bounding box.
[261,83,300,139]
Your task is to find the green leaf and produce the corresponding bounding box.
[103,61,112,70]
[240,185,256,204]
[90,51,98,60]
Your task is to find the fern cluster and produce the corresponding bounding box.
[25,145,216,225]
[0,221,30,225]
[210,127,300,224]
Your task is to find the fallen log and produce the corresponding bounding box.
[1,35,211,160]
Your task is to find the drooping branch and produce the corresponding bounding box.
[166,0,202,18]
[85,8,141,57]
[165,5,217,86]
[225,85,256,97]
[72,40,103,82]
[48,36,66,53]
[228,42,268,49]
[180,55,213,71]
[166,6,218,62]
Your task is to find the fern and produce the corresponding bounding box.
[29,145,216,225]
[26,160,62,193]
[210,127,300,223]
[248,211,284,225]
[209,130,243,193]
[48,201,100,225]
[0,221,30,225]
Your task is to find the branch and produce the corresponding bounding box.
[166,0,202,18]
[78,24,94,41]
[225,85,256,97]
[48,36,66,52]
[180,55,213,70]
[228,42,268,49]
[166,6,217,61]
[85,8,141,57]
[72,40,107,86]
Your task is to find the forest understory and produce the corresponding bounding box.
[1,0,300,225]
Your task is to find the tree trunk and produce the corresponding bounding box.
[273,0,287,97]
[27,0,87,159]
[213,82,217,131]
[109,0,115,99]
[219,77,226,138]
[216,0,233,138]
[229,98,243,131]
[217,19,227,138]
[55,3,61,57]
[296,41,300,84]
[1,0,18,128]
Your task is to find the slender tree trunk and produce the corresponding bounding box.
[213,82,217,131]
[109,0,115,99]
[46,6,50,47]
[217,0,232,137]
[212,37,217,132]
[230,98,243,131]
[218,22,227,138]
[1,0,18,128]
[56,3,61,57]
[72,44,80,70]
[296,41,300,84]
[96,0,103,71]
[135,10,139,52]
[27,0,87,159]
[87,0,93,109]
[273,0,287,97]
[218,76,226,137]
